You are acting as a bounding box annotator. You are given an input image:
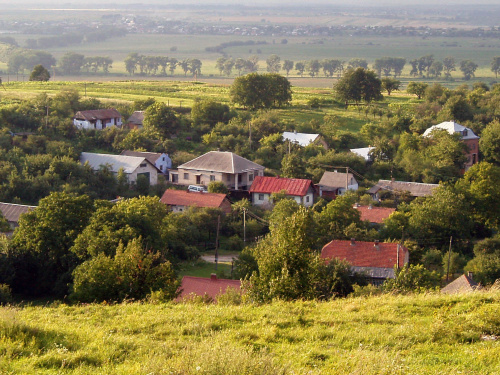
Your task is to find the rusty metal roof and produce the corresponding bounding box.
[249,176,312,196]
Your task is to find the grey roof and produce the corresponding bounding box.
[351,266,396,279]
[80,152,155,174]
[283,132,320,147]
[423,121,479,140]
[350,147,375,161]
[0,202,36,223]
[318,171,356,189]
[368,180,438,197]
[441,274,479,294]
[126,111,145,125]
[178,151,264,174]
[74,109,122,121]
[120,150,163,165]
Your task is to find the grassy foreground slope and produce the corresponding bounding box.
[1,292,499,374]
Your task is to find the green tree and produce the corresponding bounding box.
[443,57,456,79]
[348,58,368,70]
[281,152,307,179]
[491,56,500,78]
[295,61,306,77]
[480,120,500,165]
[383,264,440,293]
[143,101,180,137]
[307,60,321,77]
[207,181,228,194]
[315,194,361,241]
[58,52,85,75]
[29,64,50,81]
[282,60,294,76]
[215,57,226,76]
[266,54,281,73]
[465,236,500,285]
[381,77,401,96]
[459,60,478,81]
[191,99,233,127]
[230,73,292,110]
[334,67,383,106]
[407,81,428,99]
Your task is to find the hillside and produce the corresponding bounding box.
[1,292,499,374]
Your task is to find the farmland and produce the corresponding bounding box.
[1,291,499,374]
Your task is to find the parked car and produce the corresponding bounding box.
[188,185,207,193]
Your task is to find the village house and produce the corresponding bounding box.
[123,111,144,130]
[282,131,328,149]
[321,239,409,285]
[120,150,172,175]
[317,171,358,198]
[368,179,439,201]
[177,274,241,301]
[80,152,159,185]
[354,204,395,225]
[249,176,315,208]
[441,273,479,294]
[73,109,122,130]
[160,189,232,214]
[423,121,479,170]
[350,146,375,161]
[169,151,265,190]
[0,202,36,233]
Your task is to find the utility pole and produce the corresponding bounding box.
[214,214,221,270]
[45,105,49,128]
[243,208,246,243]
[345,166,349,193]
[446,236,453,282]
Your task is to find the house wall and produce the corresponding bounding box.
[252,189,314,207]
[127,163,159,185]
[73,117,122,130]
[155,154,172,174]
[175,168,264,190]
[463,138,479,170]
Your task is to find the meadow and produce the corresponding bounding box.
[0,291,499,374]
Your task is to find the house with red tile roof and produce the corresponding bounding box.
[321,239,409,285]
[160,189,232,214]
[354,204,395,224]
[249,176,315,207]
[177,274,241,301]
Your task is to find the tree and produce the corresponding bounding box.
[281,152,307,179]
[266,54,281,73]
[143,101,180,137]
[207,181,228,194]
[460,60,478,81]
[334,67,383,106]
[58,52,85,75]
[347,58,368,70]
[407,81,428,99]
[383,264,440,293]
[381,77,401,96]
[443,57,456,79]
[282,60,294,76]
[230,73,292,110]
[234,58,246,76]
[315,194,362,242]
[307,60,321,77]
[295,61,305,77]
[429,61,443,78]
[491,56,500,78]
[29,64,50,81]
[480,120,500,165]
[216,57,226,76]
[189,59,202,77]
[191,99,233,126]
[465,236,500,285]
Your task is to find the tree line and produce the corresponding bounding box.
[124,53,202,77]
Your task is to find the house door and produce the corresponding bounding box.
[171,174,178,183]
[196,175,201,184]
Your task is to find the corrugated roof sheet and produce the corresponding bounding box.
[160,189,230,212]
[283,132,320,147]
[350,147,375,161]
[74,109,122,121]
[423,121,479,140]
[0,202,36,223]
[318,171,356,189]
[368,180,438,197]
[177,276,241,301]
[249,176,312,196]
[321,240,408,269]
[179,151,264,174]
[355,205,395,224]
[80,152,151,174]
[120,150,162,165]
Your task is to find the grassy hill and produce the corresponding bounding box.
[1,291,499,374]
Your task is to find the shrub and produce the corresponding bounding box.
[383,264,440,293]
[0,284,12,304]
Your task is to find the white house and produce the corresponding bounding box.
[74,109,122,130]
[317,171,358,197]
[350,147,375,161]
[120,150,172,175]
[282,131,328,149]
[80,152,159,185]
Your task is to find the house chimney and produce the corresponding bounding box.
[210,273,217,281]
[350,238,356,246]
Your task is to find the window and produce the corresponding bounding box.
[210,175,215,181]
[160,165,163,171]
[227,175,231,182]
[140,163,147,168]
[184,173,189,180]
[463,129,468,137]
[249,173,254,182]
[258,194,264,201]
[306,196,310,203]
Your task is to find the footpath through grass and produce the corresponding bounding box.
[1,291,499,374]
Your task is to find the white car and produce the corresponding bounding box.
[187,185,207,193]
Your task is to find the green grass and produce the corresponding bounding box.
[178,259,233,279]
[1,291,500,374]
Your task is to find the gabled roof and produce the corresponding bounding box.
[178,151,264,174]
[120,150,164,165]
[74,109,122,121]
[423,121,479,140]
[318,171,356,189]
[321,240,408,269]
[283,132,320,147]
[80,152,156,174]
[0,202,36,223]
[354,205,395,224]
[160,189,231,213]
[350,147,375,161]
[441,274,479,294]
[177,275,241,301]
[368,180,438,197]
[126,111,144,125]
[249,176,313,196]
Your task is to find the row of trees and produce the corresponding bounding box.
[124,53,202,77]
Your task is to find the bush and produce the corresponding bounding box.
[383,264,440,293]
[0,284,12,304]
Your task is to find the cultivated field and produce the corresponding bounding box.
[1,291,499,374]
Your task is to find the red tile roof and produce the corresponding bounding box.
[355,205,395,224]
[321,240,408,269]
[249,176,313,196]
[177,275,241,301]
[160,189,231,213]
